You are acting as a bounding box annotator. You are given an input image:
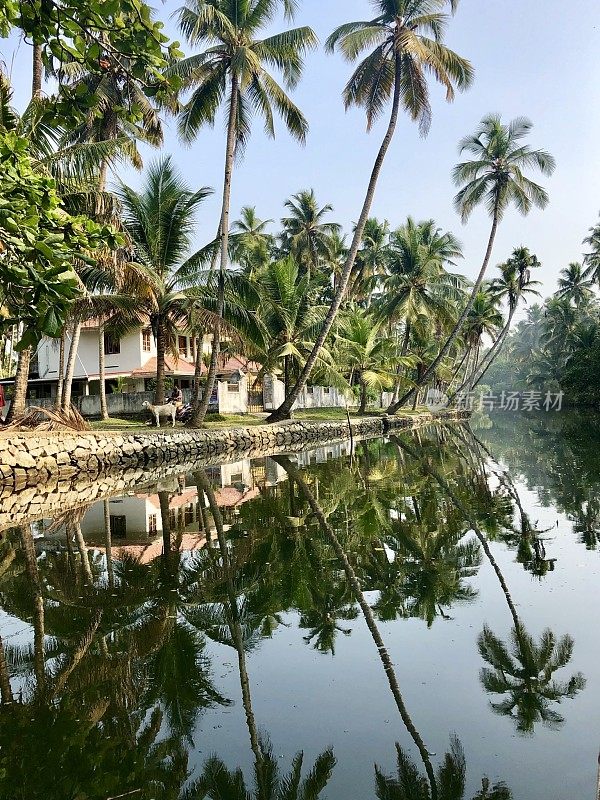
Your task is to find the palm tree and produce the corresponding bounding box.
[460,286,504,391]
[539,296,579,368]
[253,256,328,395]
[280,189,341,277]
[336,307,404,413]
[273,455,439,798]
[456,247,541,394]
[478,623,586,734]
[266,0,473,421]
[116,157,212,404]
[350,217,389,302]
[381,218,466,363]
[379,519,481,627]
[170,0,317,426]
[389,115,555,412]
[583,214,600,284]
[231,206,274,275]
[555,262,595,307]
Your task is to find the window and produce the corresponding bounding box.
[185,505,194,525]
[178,336,188,357]
[148,513,157,535]
[230,473,243,485]
[142,329,152,352]
[307,386,314,395]
[104,335,120,356]
[227,383,240,393]
[110,515,127,539]
[323,386,330,394]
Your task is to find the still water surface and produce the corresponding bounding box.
[1,413,599,799]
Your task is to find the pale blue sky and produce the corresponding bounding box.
[3,0,600,299]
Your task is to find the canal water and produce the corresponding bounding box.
[0,412,598,799]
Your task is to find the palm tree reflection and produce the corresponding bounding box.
[478,624,585,734]
[375,737,512,800]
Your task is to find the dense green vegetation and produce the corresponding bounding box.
[486,217,600,407]
[0,0,565,424]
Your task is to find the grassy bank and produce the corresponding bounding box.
[89,406,433,432]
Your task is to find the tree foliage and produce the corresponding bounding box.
[0,132,119,348]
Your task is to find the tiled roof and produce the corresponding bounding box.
[130,355,196,378]
[200,356,261,376]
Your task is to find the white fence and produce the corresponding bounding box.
[263,375,351,412]
[17,373,360,418]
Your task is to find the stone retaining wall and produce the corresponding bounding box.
[0,410,469,530]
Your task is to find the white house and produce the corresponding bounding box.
[28,322,200,401]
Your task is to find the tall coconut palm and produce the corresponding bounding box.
[336,307,406,413]
[460,286,503,391]
[267,0,473,422]
[454,247,541,395]
[170,0,317,426]
[253,256,328,395]
[350,217,390,302]
[381,218,466,358]
[280,189,341,277]
[231,205,274,274]
[555,262,595,307]
[389,115,555,412]
[116,157,212,404]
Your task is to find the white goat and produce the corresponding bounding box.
[142,400,177,428]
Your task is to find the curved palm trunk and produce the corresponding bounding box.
[62,321,82,410]
[0,636,13,704]
[98,323,109,420]
[74,523,93,585]
[392,436,522,633]
[446,345,470,394]
[192,76,239,427]
[467,341,481,392]
[273,455,439,799]
[6,347,31,422]
[358,378,368,415]
[103,500,114,589]
[267,55,404,423]
[19,525,45,693]
[192,333,203,406]
[50,611,102,699]
[154,317,167,405]
[158,490,172,554]
[32,44,43,99]
[196,470,262,763]
[55,331,66,409]
[388,205,500,413]
[450,306,515,403]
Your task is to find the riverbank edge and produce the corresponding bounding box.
[0,409,469,492]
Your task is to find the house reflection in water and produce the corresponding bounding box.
[35,442,352,564]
